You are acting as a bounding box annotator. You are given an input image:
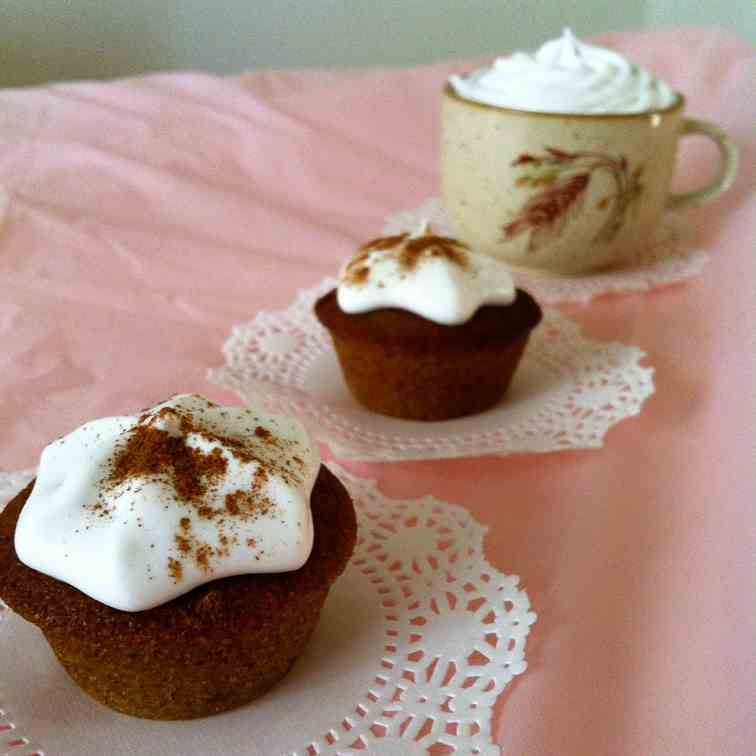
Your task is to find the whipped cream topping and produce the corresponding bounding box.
[450,28,677,114]
[336,222,516,326]
[14,394,320,612]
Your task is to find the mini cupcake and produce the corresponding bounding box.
[315,223,542,420]
[0,394,356,720]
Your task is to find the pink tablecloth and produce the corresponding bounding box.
[1,28,754,755]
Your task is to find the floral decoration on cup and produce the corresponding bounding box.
[503,147,644,253]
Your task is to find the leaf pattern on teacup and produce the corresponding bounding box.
[502,148,644,253]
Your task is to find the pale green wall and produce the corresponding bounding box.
[644,0,755,39]
[0,0,752,88]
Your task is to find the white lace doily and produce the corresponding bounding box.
[0,469,33,506]
[208,278,655,462]
[383,197,708,305]
[0,465,535,755]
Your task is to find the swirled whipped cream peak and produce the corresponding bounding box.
[450,28,677,114]
[14,394,320,612]
[336,221,516,325]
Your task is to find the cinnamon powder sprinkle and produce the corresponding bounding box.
[349,265,369,284]
[175,535,192,554]
[225,495,241,515]
[361,233,409,251]
[342,231,469,287]
[195,544,213,573]
[104,401,295,583]
[254,425,272,441]
[108,424,227,502]
[224,490,272,518]
[168,558,183,581]
[400,235,469,271]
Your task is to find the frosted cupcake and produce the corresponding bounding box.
[315,223,542,420]
[0,394,356,719]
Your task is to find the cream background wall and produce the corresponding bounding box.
[0,0,752,87]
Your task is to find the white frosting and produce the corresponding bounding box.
[336,222,516,326]
[14,394,320,612]
[450,28,677,114]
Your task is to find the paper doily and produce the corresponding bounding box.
[0,465,535,755]
[0,469,33,508]
[208,278,655,462]
[383,197,708,305]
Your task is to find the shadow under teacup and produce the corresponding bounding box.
[441,84,738,275]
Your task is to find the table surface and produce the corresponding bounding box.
[1,28,754,756]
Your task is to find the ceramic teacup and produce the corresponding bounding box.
[441,84,738,274]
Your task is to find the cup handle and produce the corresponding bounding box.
[666,118,739,210]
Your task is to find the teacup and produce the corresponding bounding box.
[441,85,738,274]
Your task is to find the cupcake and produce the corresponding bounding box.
[0,394,356,720]
[315,223,542,420]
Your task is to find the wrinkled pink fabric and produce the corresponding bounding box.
[1,29,754,755]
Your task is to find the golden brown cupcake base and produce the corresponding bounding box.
[315,289,542,421]
[0,466,356,720]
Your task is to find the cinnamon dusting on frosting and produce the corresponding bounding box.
[14,393,320,611]
[361,233,409,252]
[168,558,183,582]
[400,234,469,271]
[347,265,370,285]
[335,221,516,325]
[342,228,469,287]
[108,421,227,503]
[102,397,292,583]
